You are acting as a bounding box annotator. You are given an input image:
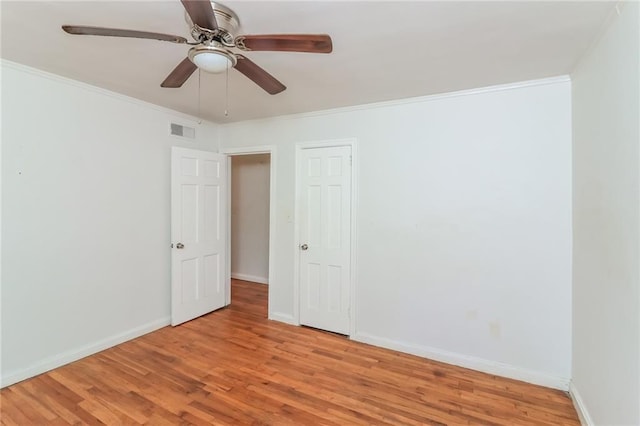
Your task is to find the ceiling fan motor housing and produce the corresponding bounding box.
[185,1,240,46]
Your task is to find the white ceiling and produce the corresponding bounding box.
[1,1,613,123]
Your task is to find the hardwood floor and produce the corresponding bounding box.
[1,280,579,425]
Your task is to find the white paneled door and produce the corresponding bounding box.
[298,145,352,335]
[171,147,227,326]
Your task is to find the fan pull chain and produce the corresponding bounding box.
[224,63,229,117]
[197,69,202,122]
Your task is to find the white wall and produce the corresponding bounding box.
[571,2,640,425]
[230,154,270,284]
[220,78,573,388]
[0,61,218,386]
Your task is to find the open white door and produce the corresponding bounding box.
[298,145,352,335]
[171,147,227,326]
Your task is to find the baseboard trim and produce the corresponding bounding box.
[352,332,570,391]
[569,382,594,426]
[268,312,297,326]
[1,317,171,388]
[231,273,268,285]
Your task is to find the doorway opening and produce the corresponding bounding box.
[225,149,275,318]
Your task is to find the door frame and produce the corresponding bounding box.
[294,138,358,337]
[222,145,276,318]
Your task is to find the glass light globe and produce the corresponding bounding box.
[191,51,232,74]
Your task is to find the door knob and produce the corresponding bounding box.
[176,243,185,249]
[300,244,308,250]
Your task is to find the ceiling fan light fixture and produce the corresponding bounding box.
[188,44,236,73]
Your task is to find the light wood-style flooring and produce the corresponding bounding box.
[1,280,579,425]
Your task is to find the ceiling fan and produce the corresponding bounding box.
[62,0,333,95]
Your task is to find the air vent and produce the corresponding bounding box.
[170,122,195,139]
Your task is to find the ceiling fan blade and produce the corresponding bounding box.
[235,34,332,53]
[161,58,197,88]
[234,55,286,95]
[181,0,218,30]
[62,25,187,44]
